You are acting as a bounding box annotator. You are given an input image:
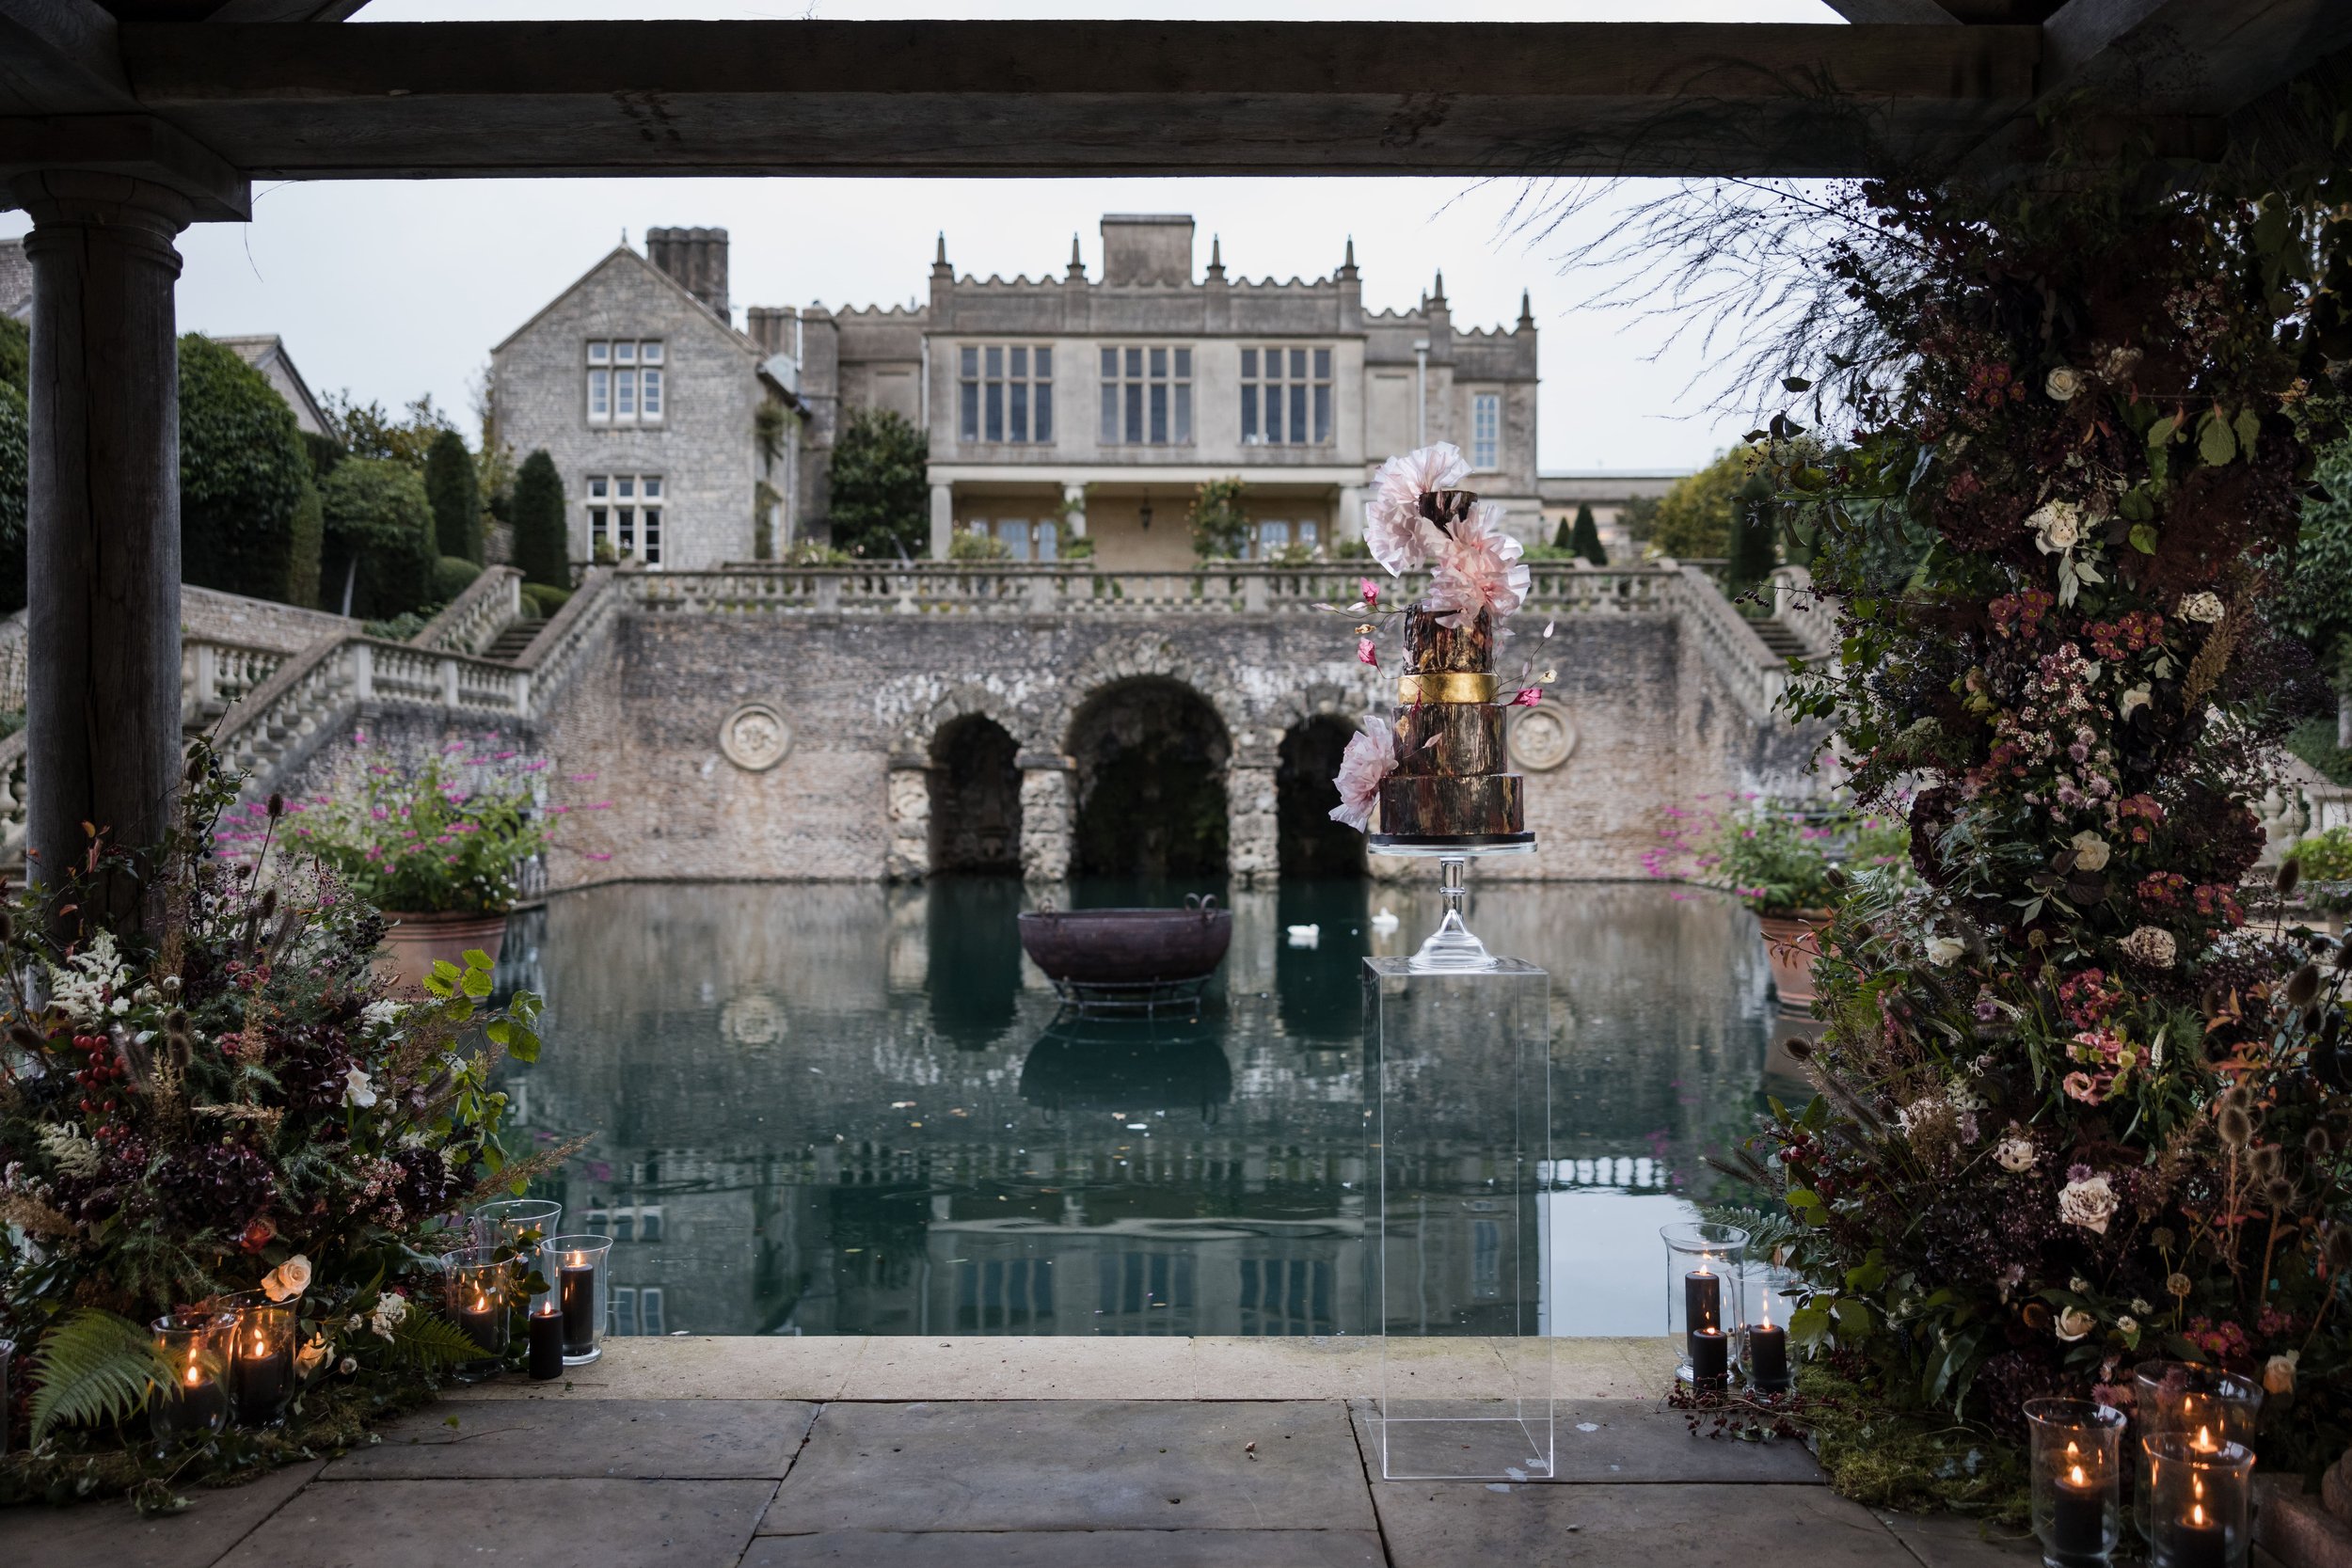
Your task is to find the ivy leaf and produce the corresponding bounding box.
[460,964,494,1001]
[2128,523,2158,554]
[2198,410,2237,466]
[2233,407,2260,456]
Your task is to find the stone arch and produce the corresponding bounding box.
[884,683,1039,882]
[928,713,1023,875]
[1039,634,1250,759]
[1065,675,1232,879]
[1275,712,1367,879]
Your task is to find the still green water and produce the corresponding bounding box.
[495,878,1784,1338]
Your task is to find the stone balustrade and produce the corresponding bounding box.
[413,565,525,656]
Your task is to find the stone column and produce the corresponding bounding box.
[13,172,192,927]
[1061,481,1088,538]
[929,482,954,561]
[884,752,932,881]
[1016,751,1074,883]
[1227,741,1279,887]
[1337,484,1367,545]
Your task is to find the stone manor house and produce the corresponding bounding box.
[487,216,1541,571]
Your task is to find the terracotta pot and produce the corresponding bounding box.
[1756,911,1830,1014]
[376,911,510,995]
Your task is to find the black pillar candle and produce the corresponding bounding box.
[529,1307,564,1380]
[2165,1504,2227,1568]
[1690,1327,1728,1386]
[559,1263,596,1356]
[2050,1465,2106,1561]
[455,1299,501,1362]
[1747,1319,1790,1391]
[1682,1269,1721,1355]
[172,1371,229,1434]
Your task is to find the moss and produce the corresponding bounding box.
[1799,1363,2032,1526]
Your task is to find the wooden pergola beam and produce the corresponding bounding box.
[96,20,2042,181]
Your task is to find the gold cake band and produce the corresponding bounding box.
[1397,673,1497,705]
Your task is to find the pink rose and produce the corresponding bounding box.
[1327,714,1398,832]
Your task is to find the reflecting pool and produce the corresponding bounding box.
[494,878,1786,1338]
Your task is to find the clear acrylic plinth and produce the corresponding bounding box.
[1365,954,1552,1481]
[1366,841,1534,974]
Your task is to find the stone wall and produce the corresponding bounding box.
[509,599,1810,886]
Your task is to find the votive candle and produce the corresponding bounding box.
[559,1256,596,1356]
[1683,1262,1722,1355]
[1747,1300,1790,1392]
[1691,1326,1729,1386]
[528,1305,564,1381]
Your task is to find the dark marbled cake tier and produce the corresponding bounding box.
[1392,700,1507,777]
[1402,605,1494,673]
[1376,773,1525,839]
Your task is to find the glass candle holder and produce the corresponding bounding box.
[2130,1362,2262,1543]
[443,1244,516,1382]
[2026,1397,2125,1568]
[218,1291,298,1427]
[2144,1433,2253,1568]
[470,1197,563,1257]
[1661,1221,1748,1383]
[543,1234,613,1365]
[150,1314,231,1455]
[1740,1262,1795,1393]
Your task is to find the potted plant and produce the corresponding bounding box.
[285,741,555,992]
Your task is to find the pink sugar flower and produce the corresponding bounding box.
[1357,637,1379,669]
[1362,442,1468,574]
[1509,687,1543,706]
[1359,578,1381,609]
[1327,713,1398,832]
[1426,501,1531,628]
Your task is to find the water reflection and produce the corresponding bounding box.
[497,878,1773,1338]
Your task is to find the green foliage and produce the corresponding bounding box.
[299,429,344,482]
[294,743,556,915]
[361,610,431,641]
[179,334,310,604]
[518,581,571,619]
[753,478,783,562]
[1653,799,1909,915]
[1726,473,1778,595]
[1650,448,1761,559]
[320,390,456,471]
[778,540,852,566]
[827,406,928,558]
[388,1304,492,1369]
[422,429,482,564]
[1571,502,1608,566]
[433,554,483,602]
[287,476,324,610]
[2281,436,2352,674]
[510,449,568,589]
[28,1310,174,1444]
[0,377,24,615]
[320,457,436,619]
[947,527,1009,562]
[1187,475,1250,561]
[2286,717,2352,784]
[0,314,26,393]
[1551,515,1572,549]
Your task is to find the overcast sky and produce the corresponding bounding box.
[1,0,1843,473]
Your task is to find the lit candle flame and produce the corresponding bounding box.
[1760,1297,1772,1330]
[2067,1440,2080,1461]
[251,1333,265,1356]
[184,1354,202,1386]
[2192,1503,2208,1528]
[2195,1424,2216,1452]
[470,1290,488,1313]
[1695,1257,1712,1275]
[2070,1464,2087,1487]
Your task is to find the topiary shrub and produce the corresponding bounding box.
[320,457,435,620]
[433,554,483,602]
[179,334,310,604]
[518,581,571,619]
[510,450,568,588]
[287,475,324,610]
[423,428,482,563]
[1571,501,1608,566]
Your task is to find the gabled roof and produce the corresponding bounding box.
[490,244,757,360]
[211,334,331,437]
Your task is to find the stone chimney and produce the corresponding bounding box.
[646,226,730,321]
[746,306,799,358]
[1101,214,1194,287]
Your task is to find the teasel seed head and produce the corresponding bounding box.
[2288,962,2322,1010]
[2217,1105,2254,1149]
[2278,858,2302,897]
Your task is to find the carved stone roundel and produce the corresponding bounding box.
[720,702,793,772]
[1508,705,1576,772]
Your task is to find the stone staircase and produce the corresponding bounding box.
[1748,615,1813,664]
[481,616,544,661]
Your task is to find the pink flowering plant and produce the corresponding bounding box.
[280,740,564,916]
[1646,796,1910,917]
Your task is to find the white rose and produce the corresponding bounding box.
[2069,832,2110,872]
[338,1355,357,1375]
[262,1254,313,1303]
[2178,592,2224,625]
[2027,501,2083,554]
[2056,1307,2096,1342]
[2265,1352,2298,1395]
[2132,1298,2153,1315]
[2120,684,2151,720]
[369,1291,409,1340]
[342,1066,378,1109]
[2045,367,2084,402]
[1995,1135,2038,1174]
[1926,936,1965,967]
[2069,1276,2091,1293]
[2058,1172,2119,1234]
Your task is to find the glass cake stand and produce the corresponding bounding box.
[1366,833,1535,973]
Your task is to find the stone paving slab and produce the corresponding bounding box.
[323,1399,817,1481]
[760,1400,1376,1535]
[443,1337,869,1402]
[741,1528,1389,1566]
[1348,1399,1824,1485]
[4,1458,324,1568]
[839,1336,1199,1400]
[1371,1478,1905,1566]
[1875,1509,2042,1565]
[215,1478,778,1568]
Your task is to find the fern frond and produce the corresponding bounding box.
[30,1308,174,1443]
[390,1304,489,1368]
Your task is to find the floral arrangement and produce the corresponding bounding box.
[0,748,557,1495]
[1645,795,1911,917]
[1713,142,2352,1469]
[229,736,603,916]
[1326,441,1550,831]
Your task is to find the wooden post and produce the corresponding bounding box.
[12,171,193,927]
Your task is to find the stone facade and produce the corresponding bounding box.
[487,240,800,572]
